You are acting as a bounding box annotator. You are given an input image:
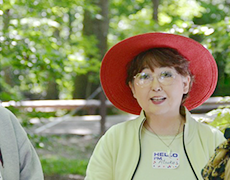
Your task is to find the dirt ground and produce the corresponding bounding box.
[45,174,84,180]
[35,134,98,180]
[44,174,84,180]
[29,113,135,180]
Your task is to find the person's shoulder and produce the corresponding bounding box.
[111,115,141,128]
[186,109,222,137]
[104,115,142,136]
[196,120,222,134]
[194,120,224,142]
[0,106,22,127]
[0,106,9,113]
[0,106,14,118]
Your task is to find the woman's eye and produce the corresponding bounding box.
[161,71,173,78]
[139,73,151,80]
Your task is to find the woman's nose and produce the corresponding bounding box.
[151,78,162,91]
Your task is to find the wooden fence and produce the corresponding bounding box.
[1,96,230,114]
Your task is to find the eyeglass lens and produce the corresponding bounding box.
[134,71,176,87]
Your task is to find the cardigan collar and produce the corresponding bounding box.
[135,107,197,144]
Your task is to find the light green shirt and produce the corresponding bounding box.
[134,127,196,180]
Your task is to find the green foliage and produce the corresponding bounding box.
[1,0,230,100]
[199,97,230,132]
[193,1,227,24]
[29,133,55,149]
[205,107,230,133]
[7,106,57,119]
[0,0,100,100]
[110,0,151,16]
[161,0,204,22]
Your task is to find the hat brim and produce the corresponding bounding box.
[100,32,218,115]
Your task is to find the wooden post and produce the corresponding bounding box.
[82,0,109,136]
[99,90,107,136]
[96,0,109,136]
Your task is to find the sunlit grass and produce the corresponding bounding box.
[40,155,88,176]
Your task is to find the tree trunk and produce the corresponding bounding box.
[82,0,109,135]
[72,74,88,99]
[3,9,10,32]
[94,0,109,136]
[45,80,59,99]
[93,0,109,57]
[72,1,98,99]
[2,9,15,87]
[152,0,159,23]
[45,27,61,99]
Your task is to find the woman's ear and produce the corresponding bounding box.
[129,82,136,99]
[182,76,191,94]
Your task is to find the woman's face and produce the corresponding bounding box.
[129,67,191,117]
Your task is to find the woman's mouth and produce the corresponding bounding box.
[150,97,166,104]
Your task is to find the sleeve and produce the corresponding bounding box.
[9,110,44,180]
[85,130,115,180]
[198,122,226,157]
[19,138,44,180]
[214,127,226,149]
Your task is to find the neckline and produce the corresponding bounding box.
[142,126,183,139]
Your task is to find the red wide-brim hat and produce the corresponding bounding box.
[100,32,218,115]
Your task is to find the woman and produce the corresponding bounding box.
[0,106,44,179]
[85,33,225,180]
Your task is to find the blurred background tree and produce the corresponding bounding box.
[0,0,229,101]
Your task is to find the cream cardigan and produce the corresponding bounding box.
[85,108,225,180]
